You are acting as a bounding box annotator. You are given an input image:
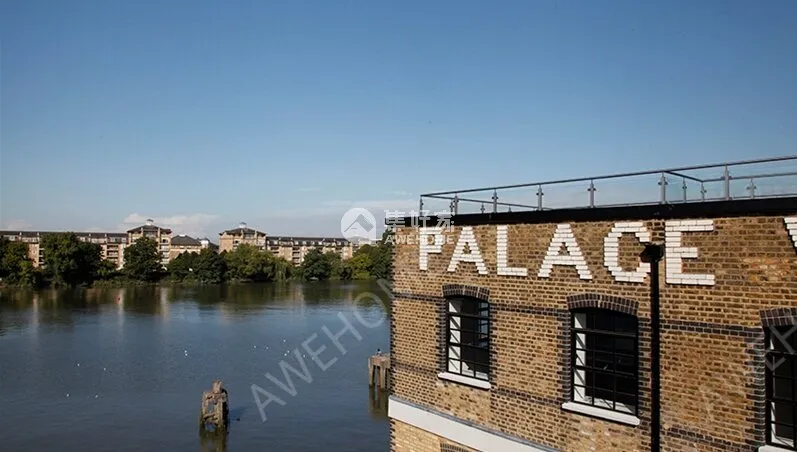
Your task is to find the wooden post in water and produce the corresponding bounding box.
[199,379,229,431]
[368,353,390,390]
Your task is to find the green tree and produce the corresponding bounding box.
[193,248,226,283]
[343,252,371,280]
[271,256,293,281]
[0,238,31,280]
[167,251,198,281]
[97,260,120,280]
[224,244,272,281]
[16,260,44,287]
[123,237,163,282]
[40,232,102,287]
[340,231,394,281]
[0,238,43,287]
[300,248,334,280]
[325,251,344,279]
[353,244,392,280]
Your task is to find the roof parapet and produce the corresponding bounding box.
[418,155,797,215]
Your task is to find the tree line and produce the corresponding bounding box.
[0,231,393,288]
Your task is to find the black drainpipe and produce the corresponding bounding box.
[641,244,664,452]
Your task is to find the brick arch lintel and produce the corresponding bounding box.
[441,284,490,302]
[566,293,639,316]
[760,308,797,327]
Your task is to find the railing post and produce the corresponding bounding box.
[588,180,596,208]
[537,185,544,210]
[492,190,498,213]
[723,165,731,200]
[658,173,668,204]
[700,183,706,202]
[480,203,485,214]
[747,178,757,199]
[419,197,424,214]
[682,178,688,203]
[453,194,459,215]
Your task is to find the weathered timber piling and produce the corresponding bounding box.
[368,353,390,390]
[199,380,229,431]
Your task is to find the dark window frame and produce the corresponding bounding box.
[570,307,639,415]
[445,296,490,381]
[766,325,797,450]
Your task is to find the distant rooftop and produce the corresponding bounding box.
[171,235,201,246]
[221,221,266,236]
[268,236,350,244]
[418,155,797,215]
[126,219,172,234]
[1,230,127,238]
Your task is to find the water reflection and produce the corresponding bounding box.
[0,281,391,334]
[31,292,39,336]
[199,428,228,452]
[368,388,389,420]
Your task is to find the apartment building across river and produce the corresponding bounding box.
[0,230,130,269]
[1,219,358,269]
[219,222,357,265]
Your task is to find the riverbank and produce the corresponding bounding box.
[1,237,393,290]
[0,275,387,290]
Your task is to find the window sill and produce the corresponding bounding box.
[759,446,794,452]
[561,402,640,426]
[437,372,492,390]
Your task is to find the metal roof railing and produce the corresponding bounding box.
[419,155,797,215]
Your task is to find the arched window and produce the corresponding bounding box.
[446,296,490,381]
[571,308,638,415]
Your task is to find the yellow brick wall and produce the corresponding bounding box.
[390,215,797,451]
[392,420,478,452]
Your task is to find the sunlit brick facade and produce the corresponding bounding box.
[389,198,797,452]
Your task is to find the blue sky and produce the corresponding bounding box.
[1,0,796,238]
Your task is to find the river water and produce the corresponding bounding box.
[0,281,391,451]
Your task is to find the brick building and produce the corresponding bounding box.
[387,162,797,451]
[127,218,173,266]
[218,222,267,253]
[219,222,357,265]
[0,230,128,269]
[266,236,355,265]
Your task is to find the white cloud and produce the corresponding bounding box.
[120,213,220,238]
[2,219,32,230]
